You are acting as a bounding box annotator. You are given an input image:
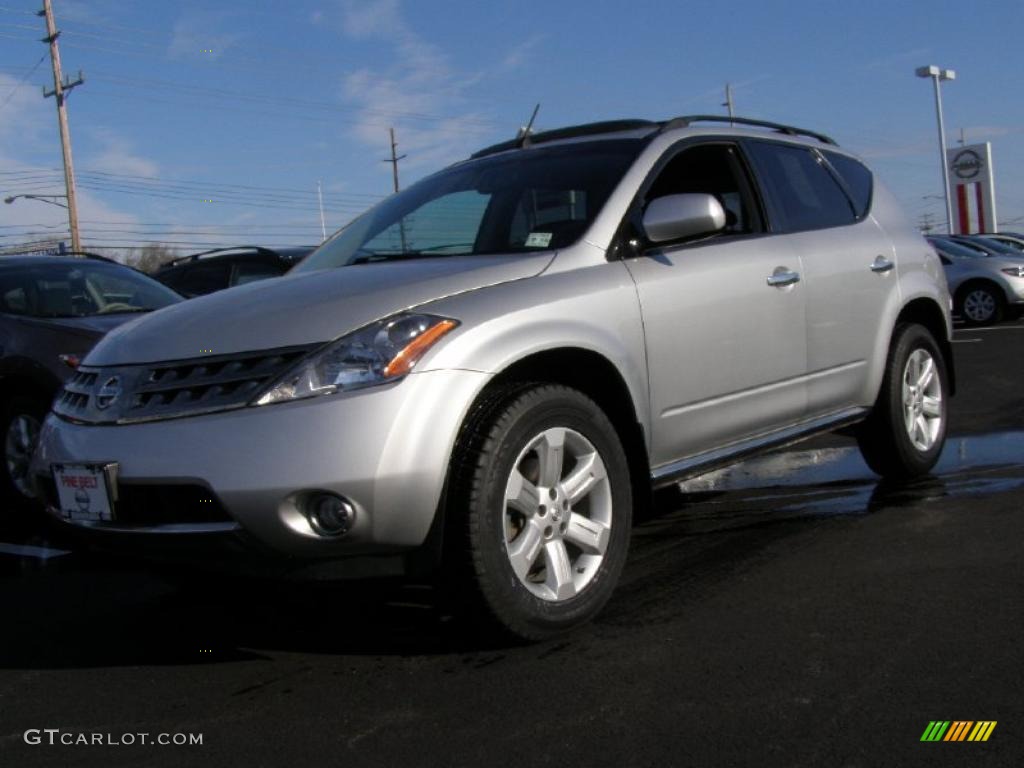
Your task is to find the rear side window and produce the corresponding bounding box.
[823,151,873,218]
[170,262,231,297]
[233,260,285,286]
[746,141,855,232]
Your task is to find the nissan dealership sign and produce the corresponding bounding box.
[946,143,997,234]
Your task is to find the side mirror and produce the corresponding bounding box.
[642,193,726,244]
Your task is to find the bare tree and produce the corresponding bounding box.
[122,244,179,273]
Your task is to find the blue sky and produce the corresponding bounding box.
[1,0,1022,257]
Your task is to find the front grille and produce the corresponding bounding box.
[53,345,317,424]
[39,476,233,527]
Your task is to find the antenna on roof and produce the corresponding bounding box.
[516,103,541,148]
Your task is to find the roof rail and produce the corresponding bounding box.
[61,250,121,265]
[169,246,277,266]
[470,119,658,159]
[659,115,837,145]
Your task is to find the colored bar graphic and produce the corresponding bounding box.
[967,722,997,742]
[944,721,972,741]
[921,721,950,741]
[921,721,996,742]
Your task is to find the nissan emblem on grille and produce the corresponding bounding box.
[95,376,122,410]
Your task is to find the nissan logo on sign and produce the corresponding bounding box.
[95,376,122,410]
[951,149,983,180]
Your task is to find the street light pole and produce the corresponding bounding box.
[915,65,956,234]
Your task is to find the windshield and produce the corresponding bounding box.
[294,139,645,272]
[0,260,181,318]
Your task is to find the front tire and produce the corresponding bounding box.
[857,324,948,479]
[447,384,632,641]
[957,283,1003,326]
[1,395,47,507]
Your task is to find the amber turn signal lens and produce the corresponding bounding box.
[383,319,458,378]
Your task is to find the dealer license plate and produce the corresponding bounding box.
[51,463,116,522]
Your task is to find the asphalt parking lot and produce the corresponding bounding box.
[1,319,1023,767]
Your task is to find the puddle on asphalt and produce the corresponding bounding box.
[669,431,1024,519]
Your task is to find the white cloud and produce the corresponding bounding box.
[337,0,493,172]
[85,129,160,178]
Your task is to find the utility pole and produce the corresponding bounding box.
[958,127,966,146]
[723,83,735,123]
[39,0,83,252]
[316,180,326,241]
[383,127,408,251]
[385,127,406,193]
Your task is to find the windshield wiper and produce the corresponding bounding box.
[349,245,473,265]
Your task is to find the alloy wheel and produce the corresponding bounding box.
[503,426,612,602]
[901,349,943,452]
[4,413,40,498]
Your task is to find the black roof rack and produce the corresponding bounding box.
[168,245,278,266]
[470,120,658,159]
[658,115,837,145]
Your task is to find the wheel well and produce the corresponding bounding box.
[488,349,651,519]
[0,375,57,408]
[896,298,956,395]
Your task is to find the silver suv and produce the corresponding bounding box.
[32,116,953,639]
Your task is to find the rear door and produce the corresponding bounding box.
[744,141,895,416]
[623,141,808,468]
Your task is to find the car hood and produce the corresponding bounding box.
[36,312,149,340]
[86,253,554,365]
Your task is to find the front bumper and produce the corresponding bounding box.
[31,368,490,559]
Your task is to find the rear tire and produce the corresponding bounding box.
[857,324,948,479]
[446,384,632,641]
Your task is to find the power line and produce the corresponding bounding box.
[0,53,44,108]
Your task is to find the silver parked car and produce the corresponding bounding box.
[928,235,1024,325]
[32,116,953,639]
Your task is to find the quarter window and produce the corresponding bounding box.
[823,151,873,218]
[746,142,856,232]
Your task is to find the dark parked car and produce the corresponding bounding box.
[0,254,181,508]
[153,246,315,298]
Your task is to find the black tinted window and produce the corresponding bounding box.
[172,263,231,296]
[233,260,286,286]
[823,151,873,218]
[746,142,855,232]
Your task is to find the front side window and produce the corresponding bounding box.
[745,141,856,232]
[294,139,645,272]
[643,143,762,236]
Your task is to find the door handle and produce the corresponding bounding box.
[766,269,801,287]
[870,256,895,273]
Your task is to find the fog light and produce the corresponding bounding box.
[305,492,355,537]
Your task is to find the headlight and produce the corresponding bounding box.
[253,313,458,405]
[1001,266,1024,278]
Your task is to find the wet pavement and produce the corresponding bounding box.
[1,319,1023,767]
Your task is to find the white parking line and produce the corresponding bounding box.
[952,339,982,344]
[0,542,72,560]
